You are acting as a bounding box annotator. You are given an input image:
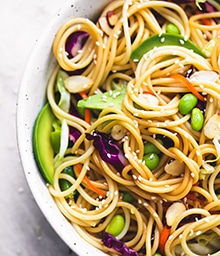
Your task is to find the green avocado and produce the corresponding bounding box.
[77,89,126,113]
[131,33,206,61]
[33,103,55,184]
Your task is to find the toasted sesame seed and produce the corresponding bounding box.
[138,175,142,181]
[124,153,129,159]
[196,231,202,236]
[132,174,137,180]
[196,79,204,86]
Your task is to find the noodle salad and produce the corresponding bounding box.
[33,0,220,255]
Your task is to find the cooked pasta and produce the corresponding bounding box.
[36,0,220,255]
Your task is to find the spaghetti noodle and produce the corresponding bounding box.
[37,0,220,255]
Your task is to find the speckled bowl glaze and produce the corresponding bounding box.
[17,0,110,255]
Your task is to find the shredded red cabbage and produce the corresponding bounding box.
[65,31,89,58]
[171,0,215,12]
[86,131,128,172]
[69,126,81,143]
[102,232,139,256]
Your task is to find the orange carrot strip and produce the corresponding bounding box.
[201,18,212,26]
[170,73,205,102]
[196,11,212,26]
[79,91,91,124]
[74,164,106,198]
[159,225,171,254]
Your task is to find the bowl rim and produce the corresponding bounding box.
[16,0,111,255]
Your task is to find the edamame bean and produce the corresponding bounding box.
[191,107,204,131]
[153,253,162,256]
[144,139,163,155]
[105,214,125,237]
[143,153,160,170]
[178,93,198,115]
[166,23,180,34]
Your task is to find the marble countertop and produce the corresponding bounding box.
[0,1,77,255]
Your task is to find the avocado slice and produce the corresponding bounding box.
[77,89,126,113]
[33,103,55,184]
[131,33,206,61]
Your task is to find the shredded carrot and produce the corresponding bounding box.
[159,225,171,254]
[74,163,106,198]
[196,11,212,26]
[170,73,205,102]
[79,91,91,124]
[201,18,212,26]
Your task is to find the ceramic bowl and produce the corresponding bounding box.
[17,0,111,255]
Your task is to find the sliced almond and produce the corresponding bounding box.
[166,202,186,226]
[190,70,219,83]
[98,16,112,36]
[138,93,159,107]
[64,75,93,93]
[204,113,220,139]
[164,159,185,176]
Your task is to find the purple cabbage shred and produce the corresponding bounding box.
[65,31,89,58]
[171,0,215,13]
[68,103,82,143]
[69,126,81,143]
[102,232,139,256]
[85,131,128,172]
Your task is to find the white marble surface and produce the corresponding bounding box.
[0,1,77,255]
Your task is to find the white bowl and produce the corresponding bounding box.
[17,0,111,255]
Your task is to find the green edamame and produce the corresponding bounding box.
[153,253,162,256]
[178,93,198,115]
[105,214,125,237]
[165,23,180,34]
[143,153,160,170]
[191,107,204,131]
[144,139,163,155]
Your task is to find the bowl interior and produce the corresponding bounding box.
[17,0,111,255]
